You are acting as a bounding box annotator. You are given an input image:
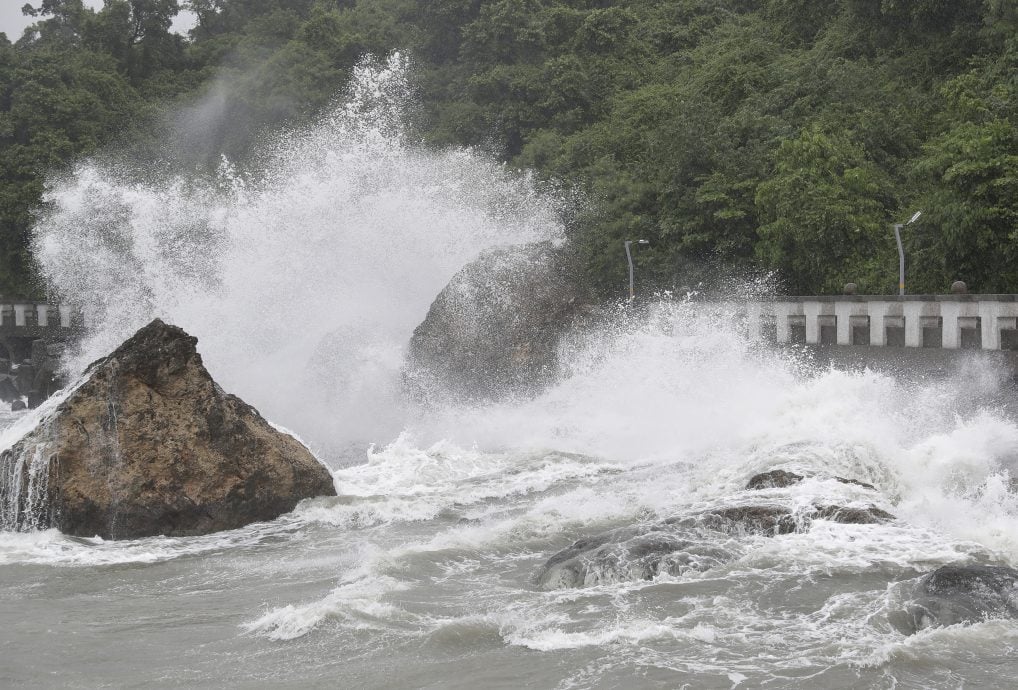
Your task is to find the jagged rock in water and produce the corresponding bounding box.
[405,241,594,401]
[0,319,336,539]
[746,470,876,492]
[687,505,800,535]
[812,504,893,523]
[678,503,894,533]
[535,525,739,590]
[834,476,877,490]
[746,470,804,490]
[891,565,1018,634]
[538,502,895,589]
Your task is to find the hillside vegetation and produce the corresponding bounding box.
[2,0,1016,296]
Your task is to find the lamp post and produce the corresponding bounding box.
[624,239,649,302]
[894,211,922,296]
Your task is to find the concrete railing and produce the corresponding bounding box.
[747,295,1018,350]
[0,301,78,337]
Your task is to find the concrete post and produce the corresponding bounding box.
[804,301,821,344]
[868,302,889,346]
[746,301,762,341]
[904,302,922,347]
[774,303,791,344]
[979,301,1001,350]
[834,302,852,345]
[941,302,961,349]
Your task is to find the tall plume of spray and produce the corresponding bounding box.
[31,54,563,460]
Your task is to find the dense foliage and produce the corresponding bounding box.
[2,0,1017,296]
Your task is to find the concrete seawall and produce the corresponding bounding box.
[747,295,1018,351]
[796,343,1018,380]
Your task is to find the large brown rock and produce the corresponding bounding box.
[405,241,594,402]
[0,319,336,539]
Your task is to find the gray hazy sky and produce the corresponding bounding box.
[0,2,39,40]
[1,1,196,41]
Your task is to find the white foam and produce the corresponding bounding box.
[296,436,623,529]
[0,520,293,567]
[504,619,684,651]
[243,568,411,641]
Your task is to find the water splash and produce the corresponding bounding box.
[0,426,53,532]
[408,298,1018,555]
[32,53,563,460]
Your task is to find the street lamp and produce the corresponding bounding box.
[624,239,649,302]
[894,210,922,296]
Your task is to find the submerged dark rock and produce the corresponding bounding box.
[678,505,800,535]
[812,505,893,524]
[745,470,876,492]
[537,502,896,589]
[834,477,877,491]
[0,319,336,539]
[892,565,1018,633]
[406,241,594,402]
[677,502,893,533]
[535,525,738,590]
[746,470,804,490]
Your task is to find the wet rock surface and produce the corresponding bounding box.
[746,469,804,490]
[892,564,1018,633]
[535,524,739,590]
[834,476,877,491]
[812,504,893,524]
[537,502,896,590]
[746,469,876,491]
[700,505,802,534]
[406,241,594,402]
[0,319,336,539]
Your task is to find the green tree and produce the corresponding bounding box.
[756,125,897,293]
[912,48,1018,292]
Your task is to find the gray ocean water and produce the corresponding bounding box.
[5,55,1018,688]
